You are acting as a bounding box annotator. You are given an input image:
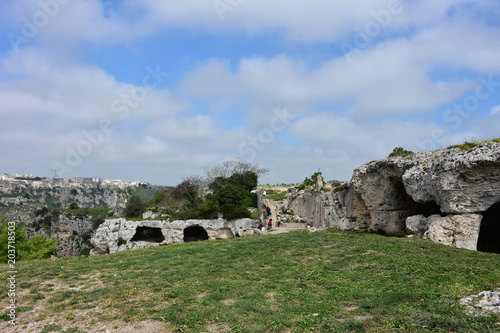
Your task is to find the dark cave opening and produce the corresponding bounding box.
[414,200,444,217]
[388,177,445,234]
[477,202,500,254]
[131,227,165,243]
[183,226,209,242]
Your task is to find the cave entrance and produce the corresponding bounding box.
[131,227,165,243]
[388,178,444,233]
[414,200,443,217]
[477,202,500,254]
[183,226,209,242]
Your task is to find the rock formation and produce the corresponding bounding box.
[277,141,500,253]
[90,218,260,255]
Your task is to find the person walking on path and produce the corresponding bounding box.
[266,207,271,218]
[267,218,273,230]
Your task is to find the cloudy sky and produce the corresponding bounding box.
[1,0,499,185]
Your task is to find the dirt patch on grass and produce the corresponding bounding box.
[222,299,236,306]
[206,323,231,332]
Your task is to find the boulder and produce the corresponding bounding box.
[406,214,482,250]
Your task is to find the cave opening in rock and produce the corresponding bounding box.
[414,200,443,217]
[183,226,209,242]
[131,227,165,243]
[386,178,445,234]
[477,202,500,254]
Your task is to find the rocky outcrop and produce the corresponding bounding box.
[277,141,500,252]
[90,218,260,255]
[403,143,500,213]
[460,290,500,317]
[345,142,500,251]
[31,213,96,257]
[280,186,368,231]
[406,214,482,250]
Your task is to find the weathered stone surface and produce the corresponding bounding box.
[460,290,500,317]
[403,142,500,213]
[279,141,500,251]
[407,214,482,250]
[90,218,259,255]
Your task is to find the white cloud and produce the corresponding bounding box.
[490,105,500,115]
[1,0,499,185]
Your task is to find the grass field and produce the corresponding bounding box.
[1,229,499,332]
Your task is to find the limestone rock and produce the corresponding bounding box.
[90,218,259,255]
[460,290,500,317]
[403,142,500,213]
[406,214,482,250]
[281,141,500,252]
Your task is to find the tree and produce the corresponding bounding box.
[210,171,258,207]
[204,158,269,183]
[0,217,57,262]
[171,175,205,208]
[124,195,146,218]
[302,171,323,188]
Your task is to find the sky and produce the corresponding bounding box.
[0,0,499,186]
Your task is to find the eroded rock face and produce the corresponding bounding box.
[90,218,259,255]
[403,142,500,213]
[406,214,482,250]
[283,141,500,252]
[349,141,500,251]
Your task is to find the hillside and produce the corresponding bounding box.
[1,230,499,332]
[0,174,168,210]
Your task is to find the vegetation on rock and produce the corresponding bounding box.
[388,146,414,158]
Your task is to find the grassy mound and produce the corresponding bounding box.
[1,230,499,332]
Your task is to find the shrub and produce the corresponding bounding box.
[219,204,251,220]
[0,217,57,262]
[123,196,146,218]
[388,147,414,158]
[68,202,79,210]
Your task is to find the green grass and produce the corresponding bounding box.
[265,190,287,201]
[1,230,499,332]
[447,138,500,151]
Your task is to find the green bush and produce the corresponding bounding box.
[219,204,251,220]
[388,147,414,158]
[68,202,79,210]
[0,217,57,262]
[123,196,146,218]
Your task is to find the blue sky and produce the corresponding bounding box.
[1,0,499,185]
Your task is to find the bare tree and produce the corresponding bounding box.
[204,158,269,183]
[171,175,207,207]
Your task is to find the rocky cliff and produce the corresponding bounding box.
[0,174,167,209]
[278,141,500,253]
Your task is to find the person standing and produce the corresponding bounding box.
[267,218,273,230]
